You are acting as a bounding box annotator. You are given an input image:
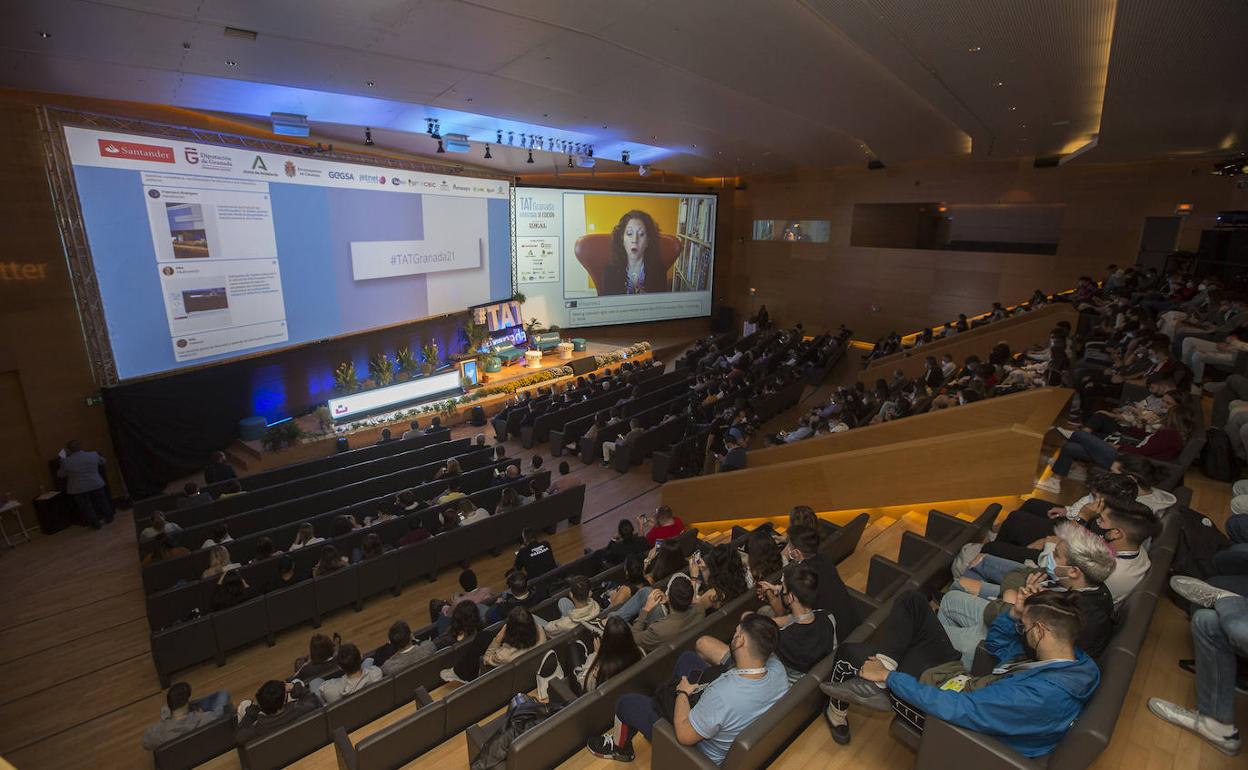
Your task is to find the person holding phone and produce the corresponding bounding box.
[639,505,685,547]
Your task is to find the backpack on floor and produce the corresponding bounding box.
[470,693,563,770]
[1170,506,1230,580]
[1200,428,1236,483]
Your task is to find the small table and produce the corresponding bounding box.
[0,500,37,548]
[524,350,543,369]
[557,341,574,360]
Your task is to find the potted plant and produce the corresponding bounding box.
[511,290,526,305]
[395,346,418,380]
[333,361,361,393]
[368,352,395,387]
[420,341,438,376]
[315,405,333,433]
[524,317,544,348]
[459,318,492,365]
[261,421,305,451]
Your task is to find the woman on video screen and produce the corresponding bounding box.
[600,210,668,295]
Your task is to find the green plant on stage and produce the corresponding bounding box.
[395,346,418,374]
[333,361,361,393]
[511,290,526,304]
[421,340,439,374]
[369,352,395,386]
[261,420,305,451]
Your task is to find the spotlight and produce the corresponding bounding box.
[621,150,631,165]
[520,133,527,147]
[425,118,435,136]
[568,155,575,168]
[508,131,514,145]
[484,144,492,159]
[436,139,445,153]
[38,31,51,39]
[432,119,441,139]
[363,127,374,146]
[496,129,503,143]
[526,149,535,164]
[587,145,593,157]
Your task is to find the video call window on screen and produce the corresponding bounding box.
[751,219,832,243]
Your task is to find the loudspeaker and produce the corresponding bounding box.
[336,437,349,453]
[469,405,486,426]
[570,355,599,376]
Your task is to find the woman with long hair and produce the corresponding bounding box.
[577,616,644,691]
[691,543,749,610]
[438,600,489,684]
[745,529,783,584]
[201,545,239,579]
[290,522,323,551]
[600,210,668,295]
[481,606,546,668]
[312,544,347,577]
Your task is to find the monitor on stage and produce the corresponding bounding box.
[61,125,513,381]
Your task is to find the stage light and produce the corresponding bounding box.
[621,150,631,165]
[587,145,593,157]
[38,31,51,39]
[425,118,435,136]
[436,139,445,153]
[508,131,514,145]
[225,60,237,67]
[568,155,574,168]
[363,127,374,146]
[366,80,375,88]
[526,149,534,164]
[484,144,492,159]
[496,129,503,144]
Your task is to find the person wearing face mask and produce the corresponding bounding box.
[775,525,862,639]
[820,589,1099,756]
[937,523,1117,667]
[1036,403,1194,495]
[587,614,789,764]
[735,562,836,682]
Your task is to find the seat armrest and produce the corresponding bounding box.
[915,718,1041,770]
[652,719,718,770]
[412,685,434,707]
[550,677,578,704]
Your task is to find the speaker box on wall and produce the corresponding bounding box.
[570,356,599,376]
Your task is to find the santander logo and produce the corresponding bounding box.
[97,139,175,163]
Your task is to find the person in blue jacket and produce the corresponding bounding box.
[820,588,1100,758]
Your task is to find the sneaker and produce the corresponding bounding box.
[439,667,466,685]
[823,704,851,745]
[1066,464,1088,482]
[1034,476,1063,494]
[586,735,635,762]
[1147,698,1241,756]
[819,677,892,712]
[1056,428,1074,439]
[1170,576,1239,609]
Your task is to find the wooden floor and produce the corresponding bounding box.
[0,358,1243,770]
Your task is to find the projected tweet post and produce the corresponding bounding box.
[568,294,712,326]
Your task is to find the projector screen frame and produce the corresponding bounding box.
[38,106,515,387]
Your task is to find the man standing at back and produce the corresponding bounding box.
[57,439,112,529]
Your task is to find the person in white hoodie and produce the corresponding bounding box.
[545,575,602,635]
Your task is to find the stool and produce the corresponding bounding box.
[0,500,37,548]
[572,338,587,352]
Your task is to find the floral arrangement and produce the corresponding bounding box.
[333,361,361,393]
[395,346,418,374]
[593,341,652,368]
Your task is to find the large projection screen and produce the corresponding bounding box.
[513,187,716,329]
[56,122,512,381]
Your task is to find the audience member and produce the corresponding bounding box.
[317,643,382,703]
[141,682,231,751]
[631,574,702,652]
[576,616,644,692]
[235,680,320,743]
[177,482,212,509]
[640,505,685,547]
[201,545,240,579]
[203,451,237,484]
[139,511,182,542]
[57,439,112,529]
[514,527,558,578]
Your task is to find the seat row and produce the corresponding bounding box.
[150,483,586,690]
[140,445,500,593]
[133,427,453,521]
[144,467,550,630]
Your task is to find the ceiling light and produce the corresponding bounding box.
[526,149,534,164]
[968,46,981,52]
[1008,106,1017,111]
[38,31,51,39]
[436,139,445,153]
[994,81,1004,87]
[484,144,492,159]
[363,127,374,146]
[225,60,237,67]
[366,80,375,87]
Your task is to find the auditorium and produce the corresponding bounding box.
[0,2,1246,770]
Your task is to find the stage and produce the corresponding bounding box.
[225,335,696,474]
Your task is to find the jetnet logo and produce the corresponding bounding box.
[97,139,175,163]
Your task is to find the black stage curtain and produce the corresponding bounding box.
[103,360,255,500]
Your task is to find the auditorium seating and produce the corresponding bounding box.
[151,483,583,686]
[133,428,452,522]
[141,436,471,544]
[894,507,1181,770]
